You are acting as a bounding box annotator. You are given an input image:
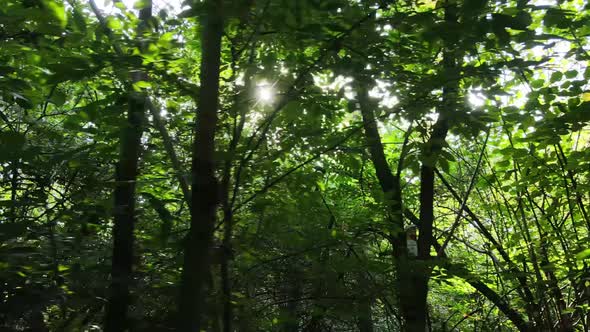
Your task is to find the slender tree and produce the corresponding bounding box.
[178,0,224,330]
[103,2,152,331]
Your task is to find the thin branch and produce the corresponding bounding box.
[439,128,490,255]
[146,99,191,205]
[232,125,363,213]
[396,122,414,178]
[450,308,481,331]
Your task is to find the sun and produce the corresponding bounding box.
[257,84,274,104]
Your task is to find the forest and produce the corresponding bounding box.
[1,0,589,331]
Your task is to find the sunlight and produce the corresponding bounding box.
[468,90,486,107]
[257,84,274,104]
[95,0,184,15]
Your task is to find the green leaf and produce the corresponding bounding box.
[543,8,571,29]
[106,17,124,30]
[564,70,578,79]
[530,79,544,89]
[47,57,95,83]
[550,72,563,83]
[72,8,87,32]
[575,249,590,260]
[43,0,68,28]
[50,89,67,106]
[133,80,151,91]
[133,0,151,10]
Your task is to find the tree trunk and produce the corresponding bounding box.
[406,3,461,331]
[178,1,224,330]
[280,269,301,332]
[103,66,145,332]
[9,159,18,223]
[103,3,152,331]
[220,209,233,332]
[356,81,422,331]
[219,63,255,332]
[356,271,374,332]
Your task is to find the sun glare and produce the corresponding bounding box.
[257,85,274,104]
[95,0,184,15]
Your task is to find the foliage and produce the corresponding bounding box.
[1,0,589,331]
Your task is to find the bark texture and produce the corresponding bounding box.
[356,81,421,331]
[178,1,224,330]
[104,3,152,331]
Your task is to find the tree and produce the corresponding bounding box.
[178,0,225,330]
[98,1,153,330]
[1,0,589,331]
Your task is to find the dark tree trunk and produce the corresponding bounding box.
[220,209,233,332]
[356,271,374,332]
[355,82,405,255]
[178,1,224,330]
[9,159,18,223]
[104,3,152,331]
[219,64,255,332]
[356,81,422,331]
[280,269,301,332]
[356,14,461,325]
[103,68,147,332]
[408,3,461,331]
